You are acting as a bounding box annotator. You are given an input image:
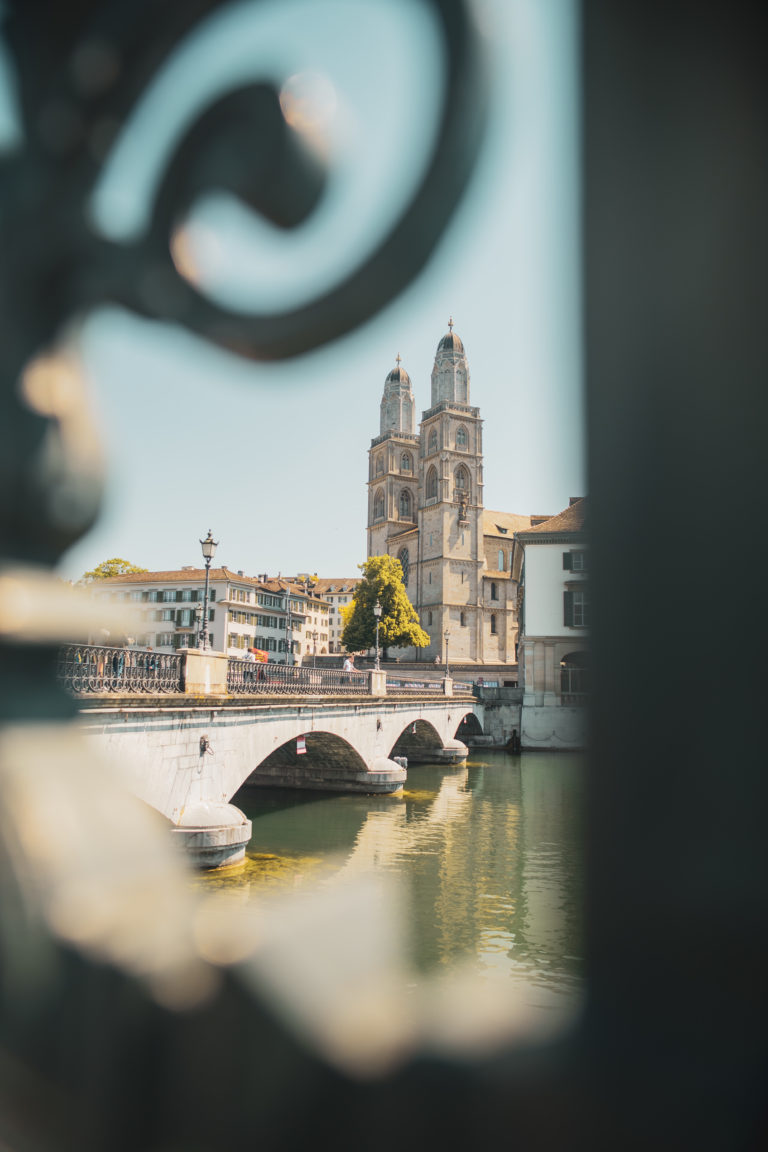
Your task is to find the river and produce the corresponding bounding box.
[198,749,585,1019]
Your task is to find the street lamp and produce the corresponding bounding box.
[199,529,218,650]
[444,628,451,678]
[285,590,292,665]
[194,602,203,648]
[311,630,318,667]
[374,599,382,670]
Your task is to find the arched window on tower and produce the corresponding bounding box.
[401,452,412,472]
[491,581,498,601]
[456,425,468,450]
[498,549,505,570]
[454,465,470,500]
[428,428,438,455]
[375,455,384,476]
[490,614,497,635]
[426,466,438,501]
[373,488,385,520]
[398,547,410,584]
[399,489,412,520]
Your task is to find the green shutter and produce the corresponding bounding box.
[564,591,574,626]
[563,552,572,570]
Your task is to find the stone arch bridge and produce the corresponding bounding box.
[78,694,484,867]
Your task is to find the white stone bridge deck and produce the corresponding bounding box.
[64,648,485,867]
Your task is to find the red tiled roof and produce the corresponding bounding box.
[516,497,587,536]
[482,510,541,537]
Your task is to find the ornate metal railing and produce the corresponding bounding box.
[386,676,444,695]
[227,659,369,696]
[58,645,184,695]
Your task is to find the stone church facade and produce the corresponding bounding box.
[366,322,544,665]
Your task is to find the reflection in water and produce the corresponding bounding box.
[200,750,584,1007]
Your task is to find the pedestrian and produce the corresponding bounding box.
[343,653,355,682]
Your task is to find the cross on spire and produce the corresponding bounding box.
[448,316,454,331]
[395,353,401,365]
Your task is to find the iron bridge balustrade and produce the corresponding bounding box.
[57,644,184,695]
[228,658,369,696]
[385,674,473,696]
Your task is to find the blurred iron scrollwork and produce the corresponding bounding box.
[0,3,494,1150]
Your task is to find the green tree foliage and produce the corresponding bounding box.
[82,558,148,580]
[341,555,430,653]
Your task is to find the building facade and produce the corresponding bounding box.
[511,497,588,748]
[312,578,361,654]
[88,568,330,661]
[366,322,546,664]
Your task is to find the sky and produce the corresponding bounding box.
[2,0,583,582]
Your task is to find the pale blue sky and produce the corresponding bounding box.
[2,0,583,581]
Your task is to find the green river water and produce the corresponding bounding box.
[198,749,585,1011]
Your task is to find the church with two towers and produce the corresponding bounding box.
[367,321,542,665]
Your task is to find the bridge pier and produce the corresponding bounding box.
[171,801,252,869]
[404,739,469,766]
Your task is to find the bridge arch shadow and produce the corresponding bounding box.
[454,711,483,741]
[389,718,444,764]
[242,731,372,793]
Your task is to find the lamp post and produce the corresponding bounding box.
[311,630,318,667]
[199,529,218,651]
[194,602,203,648]
[374,599,382,670]
[285,590,292,665]
[444,628,451,678]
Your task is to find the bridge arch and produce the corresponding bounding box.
[455,711,483,741]
[237,729,404,795]
[389,718,445,764]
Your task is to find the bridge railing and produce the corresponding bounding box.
[57,644,184,694]
[385,673,475,698]
[227,659,370,696]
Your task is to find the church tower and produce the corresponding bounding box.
[367,355,420,563]
[415,320,484,662]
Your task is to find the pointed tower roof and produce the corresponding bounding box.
[437,316,465,354]
[430,318,470,406]
[379,353,416,436]
[384,352,411,386]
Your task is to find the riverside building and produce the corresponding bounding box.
[87,568,330,661]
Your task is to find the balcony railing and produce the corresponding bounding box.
[57,645,184,694]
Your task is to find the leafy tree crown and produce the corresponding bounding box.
[340,555,429,652]
[82,558,148,580]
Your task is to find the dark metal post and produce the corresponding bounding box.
[199,530,218,651]
[374,599,382,670]
[444,628,450,678]
[285,589,292,665]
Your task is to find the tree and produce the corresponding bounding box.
[82,558,148,581]
[340,555,430,655]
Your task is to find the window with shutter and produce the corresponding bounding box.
[564,590,574,626]
[563,552,573,570]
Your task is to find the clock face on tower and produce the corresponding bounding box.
[398,547,410,585]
